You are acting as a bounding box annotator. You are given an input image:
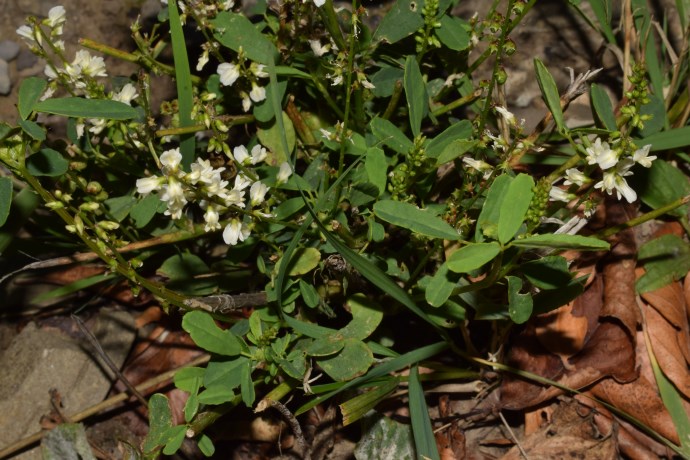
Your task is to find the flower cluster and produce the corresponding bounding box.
[136,146,276,246]
[550,137,656,204]
[216,57,269,112]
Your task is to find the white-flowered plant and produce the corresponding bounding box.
[216,56,269,112]
[135,145,273,245]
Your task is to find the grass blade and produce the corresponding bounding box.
[167,0,195,167]
[408,365,440,460]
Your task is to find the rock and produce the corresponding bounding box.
[0,40,20,61]
[16,49,38,72]
[0,59,11,95]
[0,309,136,459]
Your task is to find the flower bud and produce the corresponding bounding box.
[86,181,102,194]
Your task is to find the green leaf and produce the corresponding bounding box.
[497,173,534,244]
[639,94,665,137]
[590,83,616,131]
[354,413,415,459]
[365,147,387,196]
[340,294,384,340]
[373,0,423,44]
[32,272,117,303]
[158,253,209,280]
[184,387,200,422]
[299,279,321,308]
[143,394,173,454]
[436,139,478,165]
[446,242,501,273]
[257,112,296,165]
[477,174,512,240]
[182,310,242,355]
[167,0,195,167]
[435,15,470,51]
[174,367,206,392]
[0,123,12,142]
[370,117,413,154]
[642,125,690,151]
[0,188,40,255]
[586,0,616,43]
[104,194,137,222]
[408,365,440,460]
[211,12,278,64]
[370,66,404,98]
[41,423,95,460]
[240,359,255,406]
[277,247,321,276]
[507,276,533,324]
[273,197,305,220]
[637,160,690,219]
[26,148,68,176]
[404,56,426,137]
[162,425,186,455]
[510,234,610,250]
[18,77,47,120]
[306,336,345,356]
[425,262,457,307]
[130,194,162,228]
[18,119,46,141]
[33,97,138,119]
[636,234,690,293]
[426,120,473,159]
[374,200,460,240]
[0,177,12,228]
[522,256,572,289]
[197,434,216,457]
[341,379,399,426]
[534,58,565,132]
[296,341,447,416]
[317,338,374,381]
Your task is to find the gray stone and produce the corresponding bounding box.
[0,40,20,61]
[0,59,10,95]
[16,49,38,72]
[0,309,136,459]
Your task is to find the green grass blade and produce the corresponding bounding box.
[408,365,440,460]
[167,0,195,167]
[586,0,616,44]
[32,272,119,303]
[295,341,448,415]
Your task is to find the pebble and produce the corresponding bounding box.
[0,60,10,95]
[0,41,20,62]
[16,49,38,72]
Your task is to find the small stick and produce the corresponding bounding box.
[72,314,148,407]
[184,292,268,314]
[255,399,310,460]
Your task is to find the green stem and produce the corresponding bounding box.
[596,195,690,239]
[318,0,347,52]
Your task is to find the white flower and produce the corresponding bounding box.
[220,0,235,9]
[39,86,55,101]
[72,50,107,78]
[563,168,589,187]
[75,123,85,139]
[45,6,66,31]
[160,178,188,219]
[233,145,250,165]
[88,118,108,135]
[160,148,183,174]
[313,0,326,6]
[44,65,58,80]
[250,144,267,164]
[218,62,240,87]
[54,40,65,50]
[203,203,222,232]
[203,173,229,198]
[308,39,330,57]
[234,174,252,191]
[329,73,343,86]
[249,82,266,103]
[549,187,572,203]
[462,157,492,179]
[196,50,209,71]
[495,106,516,126]
[251,63,268,78]
[241,92,252,112]
[594,159,637,203]
[585,137,617,170]
[16,25,38,44]
[112,83,138,105]
[632,144,656,168]
[188,158,215,184]
[136,175,163,195]
[250,181,269,206]
[361,79,375,89]
[277,162,292,184]
[224,189,246,208]
[223,219,250,245]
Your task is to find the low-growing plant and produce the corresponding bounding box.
[4,0,690,457]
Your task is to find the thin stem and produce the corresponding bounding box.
[596,194,690,239]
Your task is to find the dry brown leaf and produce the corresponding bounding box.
[500,401,617,460]
[639,269,688,331]
[593,412,672,460]
[589,376,679,445]
[644,303,690,399]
